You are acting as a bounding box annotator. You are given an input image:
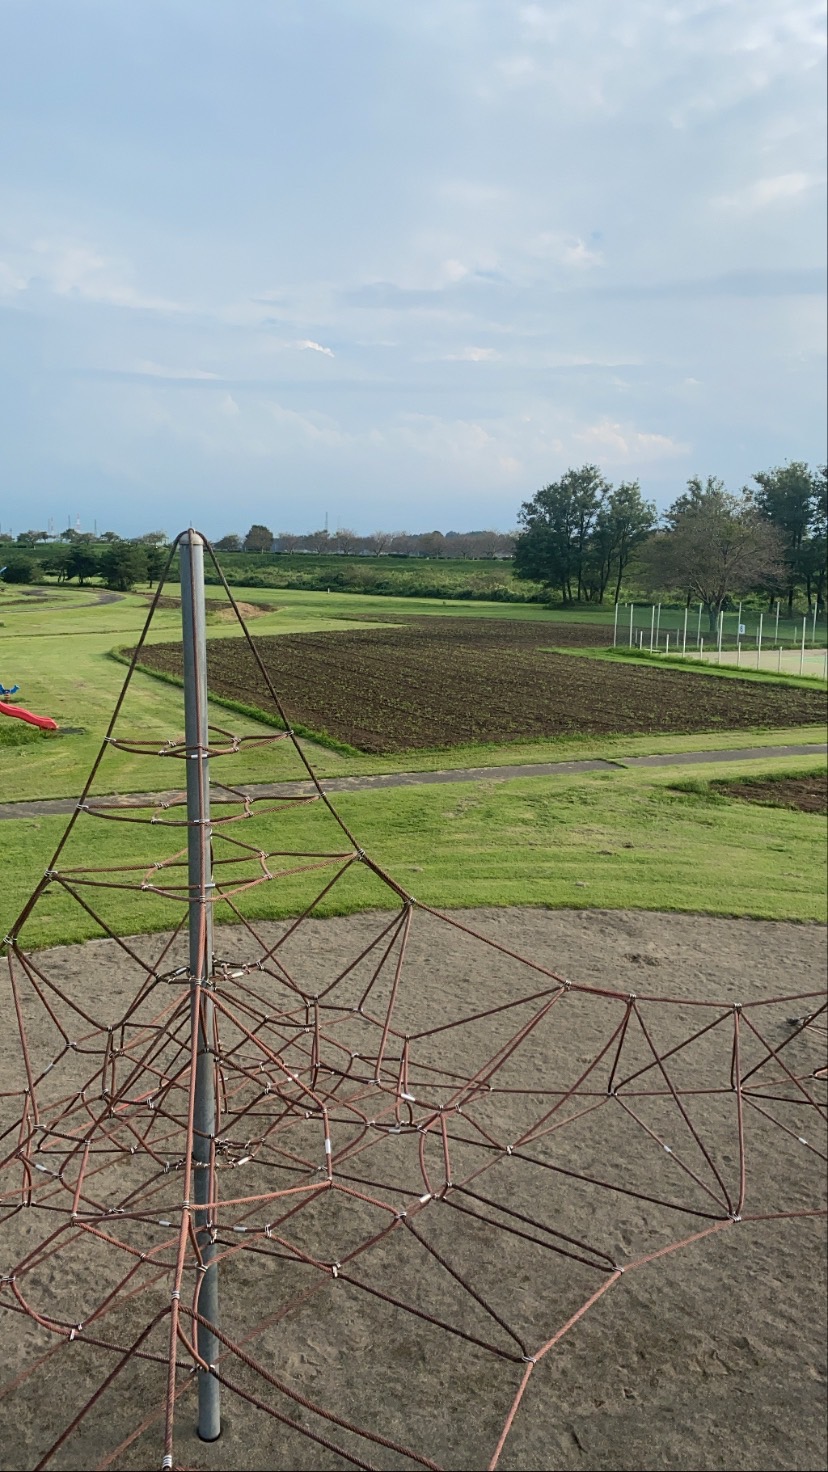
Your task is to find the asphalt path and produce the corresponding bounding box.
[0,742,824,821]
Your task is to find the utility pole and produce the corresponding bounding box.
[179,530,221,1443]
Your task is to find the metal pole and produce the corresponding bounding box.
[774,600,780,642]
[613,601,619,647]
[757,613,763,671]
[717,611,723,665]
[655,602,661,648]
[697,602,702,649]
[649,605,655,653]
[682,607,688,656]
[799,619,806,676]
[629,602,634,648]
[812,602,818,644]
[180,530,221,1443]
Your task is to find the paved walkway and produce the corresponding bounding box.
[0,742,824,821]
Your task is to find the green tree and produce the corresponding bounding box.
[749,462,817,612]
[514,466,609,603]
[100,542,147,591]
[40,546,72,583]
[145,546,165,587]
[66,545,99,585]
[586,481,657,603]
[16,530,48,546]
[801,465,827,614]
[215,534,242,552]
[243,524,274,553]
[647,482,782,632]
[1,555,35,583]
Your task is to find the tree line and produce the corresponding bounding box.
[217,527,516,559]
[514,461,826,628]
[0,532,168,591]
[2,462,824,618]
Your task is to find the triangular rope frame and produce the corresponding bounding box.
[0,533,825,1471]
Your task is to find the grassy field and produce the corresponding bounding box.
[1,584,824,801]
[2,755,825,950]
[1,581,825,946]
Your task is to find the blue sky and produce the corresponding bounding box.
[0,0,825,538]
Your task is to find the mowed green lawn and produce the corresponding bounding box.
[1,583,824,802]
[1,582,825,946]
[2,756,825,951]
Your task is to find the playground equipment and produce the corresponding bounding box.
[0,679,58,731]
[0,532,824,1470]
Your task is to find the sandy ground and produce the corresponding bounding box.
[0,907,825,1472]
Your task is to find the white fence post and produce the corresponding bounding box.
[799,620,806,675]
[629,602,634,648]
[649,605,655,653]
[682,607,688,656]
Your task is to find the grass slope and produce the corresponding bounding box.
[2,756,825,950]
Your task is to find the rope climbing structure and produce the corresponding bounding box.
[0,531,825,1470]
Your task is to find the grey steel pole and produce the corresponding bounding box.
[180,530,221,1442]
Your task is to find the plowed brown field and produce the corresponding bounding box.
[134,617,826,753]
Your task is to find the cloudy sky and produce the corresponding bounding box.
[0,0,825,538]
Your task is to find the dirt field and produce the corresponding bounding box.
[134,619,826,753]
[0,907,825,1472]
[713,773,828,815]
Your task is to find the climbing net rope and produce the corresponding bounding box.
[0,535,825,1471]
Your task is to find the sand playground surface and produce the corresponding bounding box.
[0,906,825,1472]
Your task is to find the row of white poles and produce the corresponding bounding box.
[615,602,824,656]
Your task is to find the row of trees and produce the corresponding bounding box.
[1,540,166,591]
[220,527,516,559]
[4,528,168,548]
[514,462,826,625]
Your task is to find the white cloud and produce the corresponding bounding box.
[2,238,186,314]
[0,259,26,294]
[293,338,335,357]
[443,346,500,361]
[530,232,604,269]
[574,420,688,463]
[713,171,817,211]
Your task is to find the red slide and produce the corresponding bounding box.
[0,700,58,732]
